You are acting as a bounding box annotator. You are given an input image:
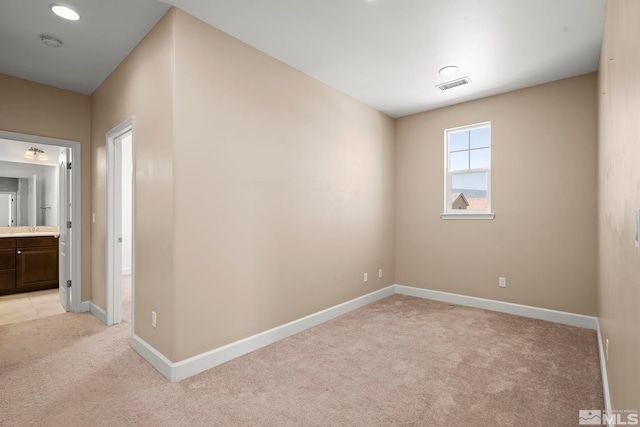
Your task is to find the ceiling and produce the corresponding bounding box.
[0,0,606,118]
[0,0,170,95]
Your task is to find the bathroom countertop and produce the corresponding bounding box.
[0,226,60,238]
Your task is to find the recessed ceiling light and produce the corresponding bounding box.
[438,65,459,76]
[50,4,80,21]
[40,35,63,48]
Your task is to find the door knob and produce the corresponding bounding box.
[17,250,21,254]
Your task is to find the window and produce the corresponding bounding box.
[441,122,494,220]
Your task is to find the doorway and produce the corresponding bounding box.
[106,119,134,330]
[0,130,82,313]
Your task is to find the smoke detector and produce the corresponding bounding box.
[436,77,471,91]
[40,35,63,48]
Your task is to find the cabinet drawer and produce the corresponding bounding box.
[0,238,16,249]
[17,236,59,248]
[0,269,15,291]
[0,248,15,269]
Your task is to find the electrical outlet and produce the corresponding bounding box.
[378,268,383,278]
[498,277,506,288]
[152,311,157,328]
[363,272,368,283]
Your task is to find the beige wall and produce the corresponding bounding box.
[171,9,395,360]
[0,74,91,301]
[395,74,598,315]
[88,7,395,363]
[91,10,177,359]
[598,0,640,410]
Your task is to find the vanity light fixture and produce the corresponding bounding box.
[24,147,48,161]
[438,65,459,76]
[50,4,80,21]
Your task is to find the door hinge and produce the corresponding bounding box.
[67,221,72,229]
[67,162,72,170]
[67,280,72,288]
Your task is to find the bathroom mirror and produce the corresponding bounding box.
[0,170,56,226]
[0,192,17,226]
[0,140,61,227]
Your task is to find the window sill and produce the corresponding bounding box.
[440,212,495,220]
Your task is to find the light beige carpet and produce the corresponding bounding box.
[0,287,602,426]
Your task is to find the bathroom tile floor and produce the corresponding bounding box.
[0,289,66,326]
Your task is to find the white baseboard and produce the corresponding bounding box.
[132,283,601,383]
[393,285,598,330]
[80,301,90,312]
[131,335,175,381]
[136,286,396,382]
[90,302,108,325]
[596,320,613,427]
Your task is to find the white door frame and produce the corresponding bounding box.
[106,118,135,330]
[58,149,72,311]
[0,130,82,313]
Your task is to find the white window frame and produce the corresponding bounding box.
[441,121,494,220]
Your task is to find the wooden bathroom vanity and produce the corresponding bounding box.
[0,236,59,295]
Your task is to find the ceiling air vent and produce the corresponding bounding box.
[436,77,471,91]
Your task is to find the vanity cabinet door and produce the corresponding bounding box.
[0,248,15,269]
[16,246,59,289]
[0,246,16,291]
[0,269,15,291]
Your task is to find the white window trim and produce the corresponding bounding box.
[441,121,494,220]
[440,212,495,220]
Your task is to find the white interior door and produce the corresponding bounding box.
[58,149,72,311]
